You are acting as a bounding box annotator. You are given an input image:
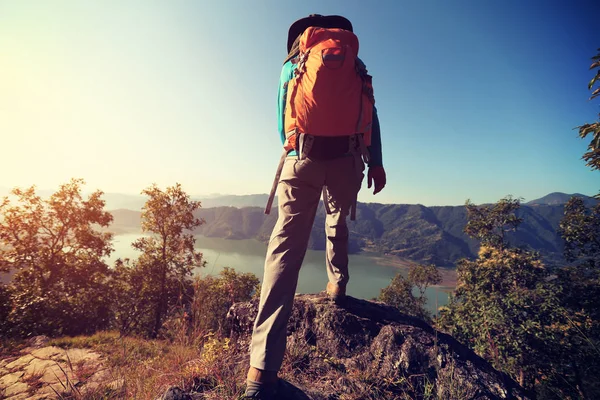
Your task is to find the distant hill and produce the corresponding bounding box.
[197,194,272,209]
[102,193,147,211]
[103,193,273,211]
[109,201,571,267]
[526,192,597,207]
[4,186,594,210]
[0,188,149,210]
[106,209,143,234]
[1,188,274,211]
[352,202,565,266]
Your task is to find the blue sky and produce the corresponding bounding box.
[0,0,598,206]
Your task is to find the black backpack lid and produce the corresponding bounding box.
[287,14,353,53]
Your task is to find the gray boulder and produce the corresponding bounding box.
[227,293,531,400]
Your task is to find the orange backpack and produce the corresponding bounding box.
[284,27,375,151]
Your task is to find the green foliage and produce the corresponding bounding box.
[113,183,205,338]
[441,195,600,398]
[109,258,159,336]
[575,48,600,197]
[378,263,441,321]
[543,268,600,399]
[464,196,522,249]
[189,267,259,335]
[439,197,558,392]
[559,197,600,265]
[0,284,13,335]
[546,197,600,399]
[440,245,554,389]
[408,263,442,300]
[0,179,114,337]
[378,273,420,316]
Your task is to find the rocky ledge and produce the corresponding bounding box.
[0,336,121,400]
[225,293,530,400]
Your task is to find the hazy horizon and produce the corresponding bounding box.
[0,183,595,208]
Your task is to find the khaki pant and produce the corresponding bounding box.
[250,154,364,371]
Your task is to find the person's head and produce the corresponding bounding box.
[287,14,353,53]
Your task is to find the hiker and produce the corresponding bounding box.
[245,14,386,399]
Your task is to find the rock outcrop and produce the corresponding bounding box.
[226,293,530,400]
[0,336,121,400]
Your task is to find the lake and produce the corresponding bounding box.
[109,233,453,314]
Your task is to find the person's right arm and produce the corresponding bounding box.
[367,106,386,194]
[367,106,383,168]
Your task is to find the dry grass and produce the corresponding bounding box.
[23,369,46,395]
[0,336,28,359]
[44,330,254,399]
[47,331,205,399]
[31,329,459,400]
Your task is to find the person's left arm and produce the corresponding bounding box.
[277,60,297,147]
[367,105,386,195]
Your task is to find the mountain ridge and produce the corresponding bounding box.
[108,200,571,267]
[2,187,595,209]
[525,191,597,207]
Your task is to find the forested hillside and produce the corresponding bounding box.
[109,198,588,266]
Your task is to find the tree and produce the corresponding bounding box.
[408,263,442,305]
[550,197,600,399]
[534,48,600,397]
[438,197,556,393]
[131,183,205,338]
[559,197,600,267]
[463,196,522,249]
[109,258,157,336]
[0,284,12,336]
[378,273,420,316]
[378,263,441,321]
[523,47,600,398]
[0,179,114,336]
[576,48,600,176]
[188,267,259,336]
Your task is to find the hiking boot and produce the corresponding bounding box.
[245,367,279,400]
[326,282,346,304]
[244,385,279,400]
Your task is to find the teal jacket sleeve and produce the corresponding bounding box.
[277,60,296,146]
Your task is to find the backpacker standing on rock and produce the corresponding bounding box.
[245,14,386,399]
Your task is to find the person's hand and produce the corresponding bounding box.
[367,166,386,195]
